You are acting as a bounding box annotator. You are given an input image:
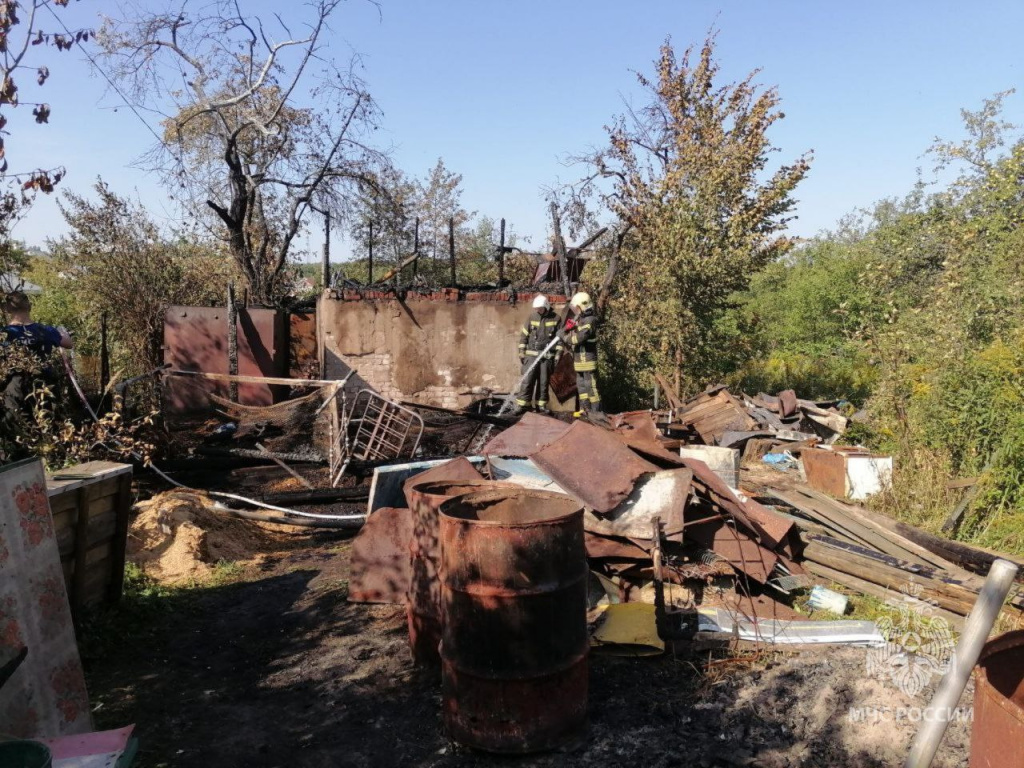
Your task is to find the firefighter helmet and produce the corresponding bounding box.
[569,292,592,312]
[532,295,551,311]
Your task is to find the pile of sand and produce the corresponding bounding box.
[128,490,278,584]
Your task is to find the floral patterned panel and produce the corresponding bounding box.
[0,458,92,737]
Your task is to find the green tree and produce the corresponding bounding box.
[579,33,811,403]
[413,157,474,282]
[96,1,388,305]
[50,180,234,375]
[346,165,417,281]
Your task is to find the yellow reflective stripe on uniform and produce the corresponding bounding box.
[544,321,557,326]
[524,350,539,356]
[574,360,597,372]
[529,320,540,326]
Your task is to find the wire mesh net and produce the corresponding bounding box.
[208,386,335,462]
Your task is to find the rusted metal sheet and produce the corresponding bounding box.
[778,389,799,418]
[800,448,848,498]
[347,507,413,604]
[739,495,797,554]
[163,305,287,414]
[401,458,487,664]
[548,351,577,403]
[685,511,778,584]
[584,532,650,560]
[971,630,1024,768]
[482,412,571,457]
[608,410,661,444]
[439,488,588,753]
[288,309,318,379]
[532,420,659,514]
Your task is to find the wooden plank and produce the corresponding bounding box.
[890,520,1024,581]
[56,525,76,560]
[84,478,121,502]
[787,488,949,571]
[803,541,980,616]
[48,491,79,515]
[807,534,1024,609]
[82,557,113,608]
[85,509,117,548]
[108,474,133,603]
[51,506,76,533]
[70,486,91,623]
[168,369,337,388]
[46,461,132,496]
[83,539,113,567]
[804,561,965,630]
[798,488,962,572]
[768,489,880,551]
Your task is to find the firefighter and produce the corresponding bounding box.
[566,291,602,417]
[514,295,562,413]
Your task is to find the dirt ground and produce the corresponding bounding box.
[83,530,974,768]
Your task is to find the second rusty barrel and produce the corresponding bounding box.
[439,487,588,753]
[970,630,1024,768]
[404,478,517,664]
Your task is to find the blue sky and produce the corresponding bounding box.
[9,0,1024,261]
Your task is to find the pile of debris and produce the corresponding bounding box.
[664,384,851,454]
[350,401,1024,654]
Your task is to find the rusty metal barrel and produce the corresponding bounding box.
[971,630,1024,768]
[404,479,517,664]
[439,488,588,753]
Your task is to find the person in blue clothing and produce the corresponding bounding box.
[2,290,74,431]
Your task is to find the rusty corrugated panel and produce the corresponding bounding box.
[400,458,486,664]
[347,507,413,604]
[685,512,778,584]
[482,412,571,457]
[971,630,1024,768]
[532,421,659,514]
[439,488,588,753]
[163,305,287,414]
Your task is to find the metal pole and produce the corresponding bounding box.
[449,216,456,287]
[227,282,239,403]
[498,217,506,286]
[550,202,570,298]
[904,558,1019,768]
[321,209,331,290]
[99,313,109,395]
